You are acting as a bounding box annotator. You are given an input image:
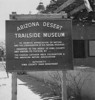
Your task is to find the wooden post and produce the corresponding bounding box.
[12,72,17,100]
[62,70,67,100]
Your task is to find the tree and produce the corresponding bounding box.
[42,0,95,24]
[0,41,5,61]
[36,1,45,13]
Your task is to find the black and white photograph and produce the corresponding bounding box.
[0,0,95,100]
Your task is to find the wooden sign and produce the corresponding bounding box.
[6,19,73,71]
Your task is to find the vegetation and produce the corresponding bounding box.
[0,41,5,61]
[41,71,92,100]
[37,0,95,25]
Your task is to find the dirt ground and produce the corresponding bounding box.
[18,74,59,99]
[0,62,60,100]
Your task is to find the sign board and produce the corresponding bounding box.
[6,19,73,71]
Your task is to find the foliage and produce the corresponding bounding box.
[40,0,95,25]
[67,71,91,100]
[0,41,5,61]
[36,1,45,13]
[42,71,92,100]
[43,71,62,97]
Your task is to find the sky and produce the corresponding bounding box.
[0,0,50,41]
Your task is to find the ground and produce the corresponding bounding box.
[0,62,55,100]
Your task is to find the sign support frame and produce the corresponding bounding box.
[62,70,67,100]
[6,14,73,100]
[12,72,17,100]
